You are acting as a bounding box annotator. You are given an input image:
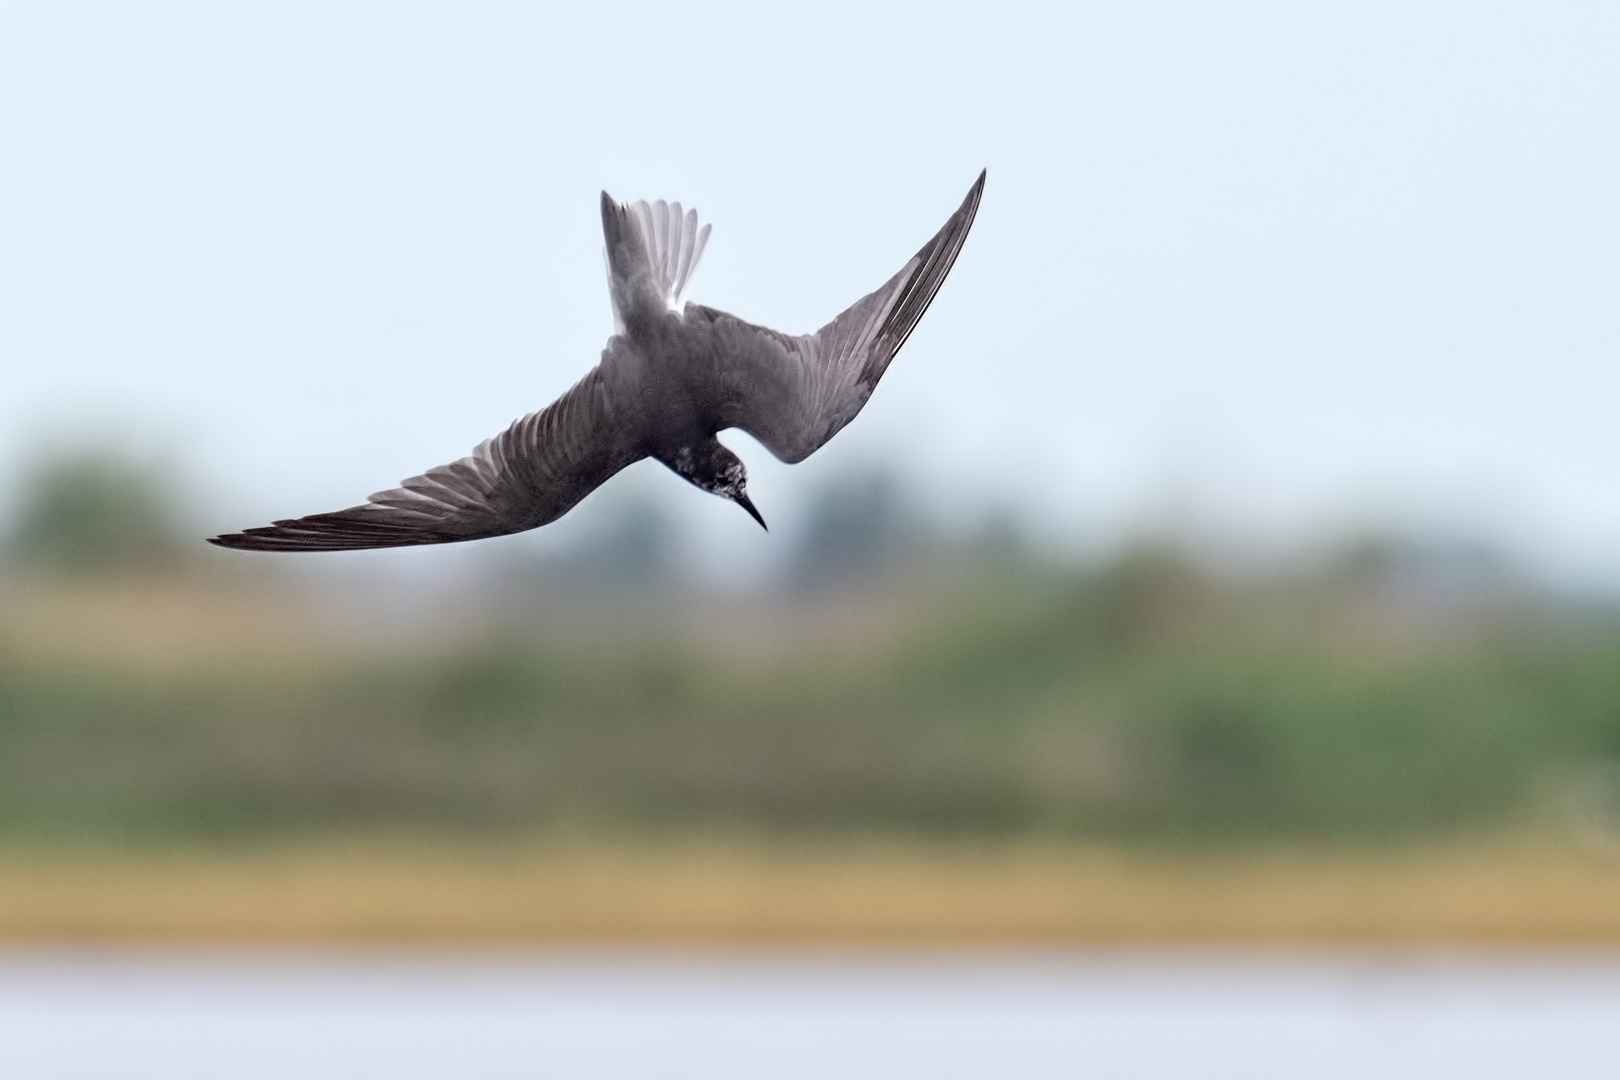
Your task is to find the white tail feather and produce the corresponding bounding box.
[626,199,711,312]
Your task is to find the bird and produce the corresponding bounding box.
[209,170,985,552]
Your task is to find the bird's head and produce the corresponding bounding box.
[669,439,767,531]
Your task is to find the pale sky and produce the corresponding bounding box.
[1,2,1616,582]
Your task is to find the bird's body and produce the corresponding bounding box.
[210,171,985,552]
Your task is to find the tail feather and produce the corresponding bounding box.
[601,193,711,328]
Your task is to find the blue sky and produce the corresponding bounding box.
[1,2,1616,581]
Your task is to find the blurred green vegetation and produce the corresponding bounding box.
[3,446,1620,847]
[4,449,188,577]
[0,543,1617,846]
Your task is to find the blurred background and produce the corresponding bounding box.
[3,1,1620,1072]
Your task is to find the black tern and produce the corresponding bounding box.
[210,171,984,551]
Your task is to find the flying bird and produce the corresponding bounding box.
[210,171,985,552]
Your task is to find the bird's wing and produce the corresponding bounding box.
[601,194,712,333]
[210,361,642,552]
[693,170,983,464]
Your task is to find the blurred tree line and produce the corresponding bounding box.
[1,446,1619,847]
[0,446,952,588]
[4,450,190,577]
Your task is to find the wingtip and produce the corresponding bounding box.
[209,528,300,552]
[948,170,986,226]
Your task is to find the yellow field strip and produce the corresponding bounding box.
[4,840,1620,945]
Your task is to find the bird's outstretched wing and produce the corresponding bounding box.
[209,362,641,552]
[692,170,984,464]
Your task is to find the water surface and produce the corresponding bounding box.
[3,950,1617,1079]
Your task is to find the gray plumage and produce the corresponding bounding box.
[209,170,985,552]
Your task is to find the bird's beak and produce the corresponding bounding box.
[734,491,768,531]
